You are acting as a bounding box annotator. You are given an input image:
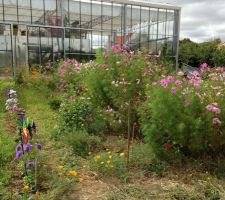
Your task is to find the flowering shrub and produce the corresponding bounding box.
[141,65,225,159]
[57,59,82,91]
[83,49,165,132]
[58,94,106,135]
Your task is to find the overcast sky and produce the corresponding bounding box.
[148,0,225,43]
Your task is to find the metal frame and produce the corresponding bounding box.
[0,0,181,76]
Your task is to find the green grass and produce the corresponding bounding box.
[0,81,16,198]
[14,83,81,199]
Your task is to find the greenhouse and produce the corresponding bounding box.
[0,0,181,76]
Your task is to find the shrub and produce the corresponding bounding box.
[59,94,106,135]
[49,98,61,110]
[141,66,225,160]
[213,47,225,67]
[84,48,166,133]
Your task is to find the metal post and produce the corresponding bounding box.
[60,0,65,59]
[175,9,181,71]
[26,26,29,69]
[123,4,127,46]
[10,24,16,76]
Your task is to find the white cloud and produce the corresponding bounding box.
[147,0,225,42]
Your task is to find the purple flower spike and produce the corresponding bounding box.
[24,143,31,152]
[16,144,23,153]
[36,143,43,150]
[26,161,35,168]
[15,150,23,160]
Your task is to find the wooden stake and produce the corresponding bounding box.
[127,101,131,167]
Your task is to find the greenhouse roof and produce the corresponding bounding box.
[86,0,181,10]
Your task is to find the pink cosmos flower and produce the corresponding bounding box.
[112,44,121,52]
[160,79,168,88]
[212,118,222,125]
[171,87,177,94]
[175,80,183,86]
[200,63,208,71]
[166,75,174,83]
[206,104,221,114]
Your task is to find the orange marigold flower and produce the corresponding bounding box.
[69,170,78,176]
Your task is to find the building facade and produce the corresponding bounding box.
[0,0,181,76]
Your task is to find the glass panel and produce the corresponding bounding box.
[92,1,102,30]
[0,24,12,76]
[102,2,112,31]
[166,10,174,37]
[18,0,31,23]
[69,0,80,28]
[140,6,150,50]
[102,30,111,49]
[32,0,44,24]
[149,8,158,44]
[4,0,18,22]
[130,5,140,48]
[15,25,27,67]
[0,0,4,21]
[92,31,102,52]
[81,0,91,29]
[66,28,81,53]
[28,26,40,67]
[45,0,58,26]
[158,9,167,40]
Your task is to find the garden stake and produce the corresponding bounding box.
[127,101,131,167]
[132,122,136,143]
[35,158,38,191]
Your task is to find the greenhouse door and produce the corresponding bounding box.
[12,24,28,75]
[27,25,65,70]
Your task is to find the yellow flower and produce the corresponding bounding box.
[101,161,104,164]
[107,160,111,164]
[88,152,92,155]
[69,170,78,176]
[24,185,29,191]
[94,155,101,161]
[58,165,64,169]
[109,155,112,159]
[107,151,112,154]
[120,152,125,157]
